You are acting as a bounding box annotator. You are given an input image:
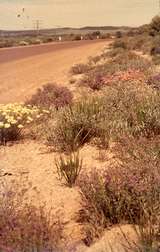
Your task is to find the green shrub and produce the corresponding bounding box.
[70,63,92,75]
[56,151,83,187]
[88,55,102,65]
[152,55,160,65]
[112,34,153,55]
[46,97,104,152]
[44,83,160,152]
[112,39,128,49]
[112,50,140,61]
[110,53,152,72]
[149,15,160,36]
[101,83,160,139]
[132,222,160,252]
[105,47,126,59]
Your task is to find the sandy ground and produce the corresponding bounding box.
[0,140,136,251]
[0,140,118,251]
[0,39,136,251]
[0,39,110,104]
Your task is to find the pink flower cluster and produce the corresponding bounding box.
[103,69,145,85]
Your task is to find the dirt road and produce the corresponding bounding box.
[0,39,110,103]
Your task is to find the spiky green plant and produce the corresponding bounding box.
[56,152,83,187]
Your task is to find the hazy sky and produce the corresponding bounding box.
[0,0,159,30]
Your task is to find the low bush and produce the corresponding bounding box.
[42,37,54,43]
[78,137,160,244]
[125,58,152,72]
[150,47,160,56]
[44,83,160,152]
[149,15,160,36]
[70,63,92,75]
[112,39,128,49]
[69,77,76,84]
[101,83,160,138]
[115,31,123,38]
[19,40,29,46]
[0,40,14,48]
[0,180,63,251]
[0,103,46,144]
[147,73,160,90]
[46,97,104,152]
[112,50,140,62]
[56,151,83,187]
[81,72,106,90]
[130,36,151,52]
[103,69,146,85]
[128,223,160,252]
[110,53,152,72]
[111,33,154,56]
[132,92,160,137]
[80,52,151,90]
[74,35,81,41]
[31,39,42,45]
[88,55,102,65]
[152,55,160,65]
[26,83,73,109]
[105,47,126,59]
[84,33,95,40]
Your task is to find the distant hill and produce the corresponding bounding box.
[80,26,132,30]
[0,26,133,37]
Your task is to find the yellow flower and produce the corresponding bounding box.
[27,116,33,122]
[43,109,50,114]
[0,122,4,128]
[7,117,14,123]
[17,124,24,129]
[4,123,11,129]
[11,120,17,125]
[17,116,22,120]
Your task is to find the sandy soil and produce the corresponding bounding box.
[0,39,136,251]
[0,140,136,251]
[0,39,110,104]
[0,140,116,250]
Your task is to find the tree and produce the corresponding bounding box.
[115,31,122,38]
[149,15,160,36]
[92,31,101,37]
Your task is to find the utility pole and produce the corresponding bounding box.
[33,20,42,36]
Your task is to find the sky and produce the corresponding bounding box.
[0,0,159,30]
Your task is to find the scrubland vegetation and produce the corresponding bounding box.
[0,16,160,252]
[0,30,111,48]
[0,180,63,252]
